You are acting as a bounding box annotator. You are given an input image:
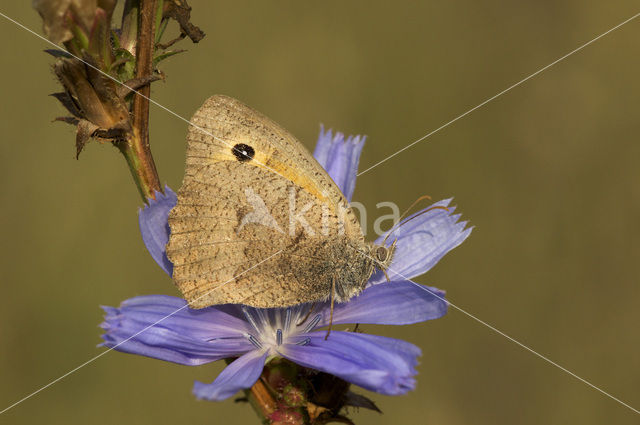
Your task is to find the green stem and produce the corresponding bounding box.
[117,138,158,200]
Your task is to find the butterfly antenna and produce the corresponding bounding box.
[382,195,449,244]
[325,277,336,340]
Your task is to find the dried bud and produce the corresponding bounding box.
[268,407,304,425]
[33,0,96,44]
[52,55,131,156]
[282,384,306,408]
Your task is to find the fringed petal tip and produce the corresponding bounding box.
[138,186,176,276]
[370,198,472,284]
[100,305,119,316]
[313,125,366,201]
[316,125,366,149]
[139,185,175,207]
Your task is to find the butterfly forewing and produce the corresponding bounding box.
[166,95,371,309]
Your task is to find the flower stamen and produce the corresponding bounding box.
[303,314,322,333]
[241,306,260,333]
[247,334,263,349]
[284,308,292,332]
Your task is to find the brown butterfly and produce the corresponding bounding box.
[166,95,394,316]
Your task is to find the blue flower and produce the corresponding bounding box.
[101,127,471,401]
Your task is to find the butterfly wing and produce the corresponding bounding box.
[166,95,368,308]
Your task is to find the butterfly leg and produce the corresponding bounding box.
[296,302,317,326]
[382,238,398,283]
[324,275,336,340]
[383,268,391,282]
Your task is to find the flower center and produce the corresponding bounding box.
[241,306,317,350]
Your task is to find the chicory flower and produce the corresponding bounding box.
[101,127,471,401]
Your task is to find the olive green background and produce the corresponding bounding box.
[1,1,639,424]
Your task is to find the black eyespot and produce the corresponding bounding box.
[232,143,255,162]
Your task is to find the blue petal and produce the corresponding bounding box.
[193,350,268,401]
[370,199,472,284]
[313,126,365,202]
[280,332,420,395]
[138,186,176,276]
[100,295,253,365]
[110,295,254,337]
[314,280,447,327]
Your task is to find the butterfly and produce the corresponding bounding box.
[166,95,395,315]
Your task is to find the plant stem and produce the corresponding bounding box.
[244,378,279,423]
[127,0,161,201]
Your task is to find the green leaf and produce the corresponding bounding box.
[154,0,166,43]
[114,47,135,61]
[153,49,186,67]
[111,48,136,82]
[69,22,89,51]
[111,30,121,50]
[155,18,169,44]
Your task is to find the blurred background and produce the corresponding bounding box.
[1,1,639,424]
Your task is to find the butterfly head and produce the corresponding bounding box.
[370,239,397,281]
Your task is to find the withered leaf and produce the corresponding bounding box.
[53,56,128,129]
[44,49,73,58]
[343,391,382,413]
[163,0,205,43]
[75,119,100,158]
[54,116,80,125]
[116,74,164,98]
[51,92,83,118]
